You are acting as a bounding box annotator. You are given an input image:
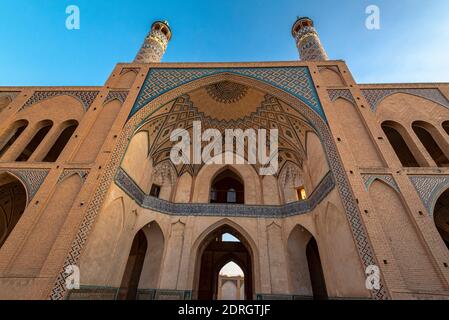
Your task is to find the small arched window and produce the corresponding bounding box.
[0,120,28,158]
[412,122,449,167]
[42,120,78,162]
[16,120,53,162]
[210,169,244,204]
[381,122,420,167]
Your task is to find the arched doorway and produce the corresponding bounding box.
[287,225,328,300]
[0,173,27,249]
[433,188,449,249]
[196,226,253,300]
[306,238,328,300]
[217,261,245,300]
[118,230,147,300]
[210,169,244,204]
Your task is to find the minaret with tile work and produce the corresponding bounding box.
[134,20,172,63]
[292,17,328,61]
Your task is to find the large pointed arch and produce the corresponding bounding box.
[188,218,260,299]
[51,69,388,300]
[190,219,257,300]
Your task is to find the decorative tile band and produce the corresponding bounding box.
[361,174,400,193]
[66,287,192,300]
[327,89,356,104]
[409,175,449,216]
[0,168,50,203]
[20,91,99,112]
[256,293,313,300]
[361,88,449,112]
[131,67,325,120]
[115,167,335,218]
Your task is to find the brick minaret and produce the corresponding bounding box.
[134,20,172,63]
[292,17,328,61]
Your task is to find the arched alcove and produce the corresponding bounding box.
[193,161,262,205]
[121,130,150,188]
[369,179,444,291]
[138,222,165,290]
[118,230,147,300]
[305,131,329,189]
[11,174,83,274]
[433,188,449,249]
[381,121,420,167]
[75,99,122,163]
[0,120,28,158]
[210,169,244,204]
[287,225,328,299]
[115,70,137,89]
[16,120,53,162]
[42,120,78,162]
[319,68,346,87]
[0,172,27,249]
[412,121,449,167]
[78,196,124,285]
[334,98,382,167]
[278,162,306,204]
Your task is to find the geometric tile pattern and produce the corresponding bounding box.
[1,168,50,203]
[130,67,325,120]
[58,169,90,183]
[115,167,335,218]
[409,175,449,216]
[104,91,129,104]
[205,81,248,104]
[361,174,400,193]
[50,70,389,300]
[328,89,356,104]
[142,94,308,176]
[20,90,99,112]
[361,88,449,112]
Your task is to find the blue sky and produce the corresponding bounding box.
[0,0,448,86]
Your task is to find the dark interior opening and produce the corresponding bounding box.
[43,122,78,162]
[16,122,53,162]
[210,169,244,204]
[0,121,28,158]
[306,237,328,300]
[434,188,449,249]
[382,123,420,167]
[412,123,449,167]
[118,230,147,300]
